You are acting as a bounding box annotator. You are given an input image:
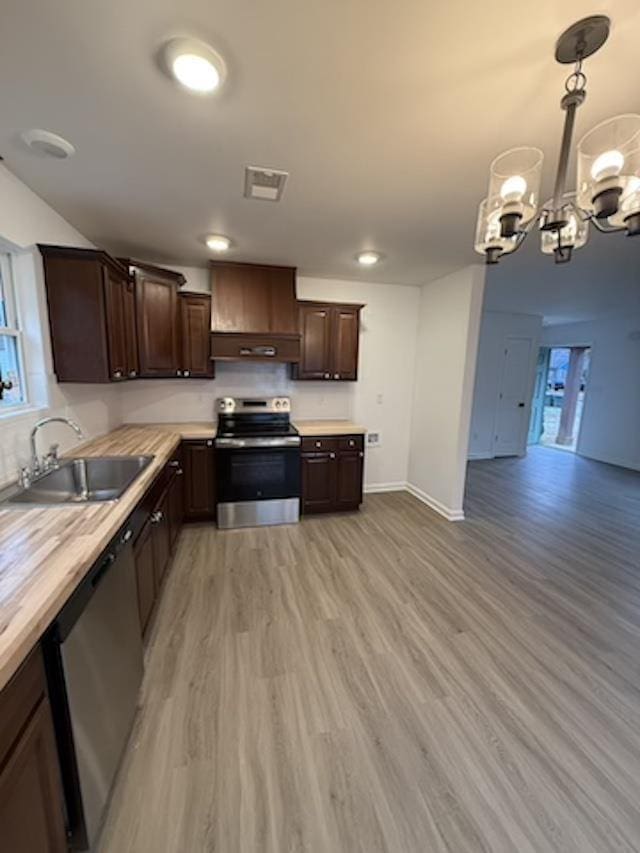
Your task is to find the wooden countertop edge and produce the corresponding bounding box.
[293,421,367,436]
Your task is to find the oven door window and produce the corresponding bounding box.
[217,447,300,503]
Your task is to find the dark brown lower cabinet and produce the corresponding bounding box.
[151,488,171,589]
[0,650,67,853]
[133,454,184,637]
[301,435,364,514]
[133,521,156,635]
[182,440,216,520]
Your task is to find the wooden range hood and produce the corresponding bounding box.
[209,261,301,363]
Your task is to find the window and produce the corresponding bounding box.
[0,254,27,409]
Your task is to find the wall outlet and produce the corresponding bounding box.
[376,394,384,405]
[367,431,381,448]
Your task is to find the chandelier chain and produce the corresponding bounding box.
[565,58,586,94]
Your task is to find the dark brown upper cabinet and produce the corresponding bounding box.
[179,292,214,378]
[120,260,184,378]
[39,245,137,382]
[210,262,300,362]
[292,301,363,381]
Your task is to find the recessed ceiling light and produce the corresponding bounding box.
[356,250,382,266]
[205,234,231,252]
[21,129,75,159]
[163,37,226,94]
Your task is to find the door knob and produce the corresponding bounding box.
[518,402,525,407]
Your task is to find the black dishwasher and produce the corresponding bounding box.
[43,519,144,850]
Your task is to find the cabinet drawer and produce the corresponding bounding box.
[301,436,338,453]
[338,435,364,452]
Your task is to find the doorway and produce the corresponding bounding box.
[528,346,591,452]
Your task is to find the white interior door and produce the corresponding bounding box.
[494,337,533,457]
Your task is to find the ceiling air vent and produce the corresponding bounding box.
[244,166,288,201]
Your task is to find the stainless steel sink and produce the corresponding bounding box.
[4,455,154,505]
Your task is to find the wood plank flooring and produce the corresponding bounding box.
[99,447,640,853]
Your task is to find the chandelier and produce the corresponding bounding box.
[474,16,640,265]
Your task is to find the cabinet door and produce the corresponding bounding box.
[183,440,216,519]
[122,277,139,379]
[151,491,171,588]
[0,699,67,853]
[301,452,336,514]
[133,521,156,634]
[335,451,364,511]
[135,273,180,377]
[180,293,214,378]
[294,303,332,380]
[103,268,128,381]
[331,306,360,380]
[167,466,184,551]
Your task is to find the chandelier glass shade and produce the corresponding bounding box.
[474,16,640,264]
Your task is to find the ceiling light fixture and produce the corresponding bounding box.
[21,129,75,159]
[163,38,226,94]
[356,250,382,266]
[475,16,640,265]
[205,234,231,252]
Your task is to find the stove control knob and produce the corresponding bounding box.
[275,400,281,409]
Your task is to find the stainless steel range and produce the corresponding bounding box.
[215,396,301,529]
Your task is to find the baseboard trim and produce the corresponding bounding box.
[468,451,493,460]
[405,483,465,522]
[364,482,408,494]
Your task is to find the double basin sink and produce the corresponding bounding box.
[3,456,153,506]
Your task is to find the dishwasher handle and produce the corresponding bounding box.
[91,552,116,589]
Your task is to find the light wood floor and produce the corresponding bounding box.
[99,447,640,853]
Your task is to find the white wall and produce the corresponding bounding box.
[0,166,120,487]
[542,309,640,472]
[468,310,542,459]
[408,265,485,520]
[119,271,421,490]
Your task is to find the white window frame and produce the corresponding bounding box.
[0,252,30,414]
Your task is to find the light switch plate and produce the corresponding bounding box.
[367,431,381,448]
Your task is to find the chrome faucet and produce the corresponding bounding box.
[28,416,84,479]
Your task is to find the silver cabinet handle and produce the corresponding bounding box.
[151,510,163,524]
[169,460,180,468]
[121,528,133,543]
[324,373,330,379]
[349,439,355,446]
[113,370,123,379]
[206,440,213,447]
[128,370,137,378]
[183,369,190,377]
[176,469,184,476]
[334,373,340,379]
[329,452,336,459]
[359,451,364,458]
[176,369,182,377]
[315,441,321,448]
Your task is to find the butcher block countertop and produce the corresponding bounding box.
[0,422,214,692]
[293,420,366,436]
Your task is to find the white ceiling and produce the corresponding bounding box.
[483,225,640,325]
[1,0,640,285]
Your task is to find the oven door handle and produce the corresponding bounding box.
[214,436,301,449]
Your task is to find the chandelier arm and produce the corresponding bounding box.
[586,213,626,234]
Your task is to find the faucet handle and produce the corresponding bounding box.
[18,466,31,488]
[44,443,60,470]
